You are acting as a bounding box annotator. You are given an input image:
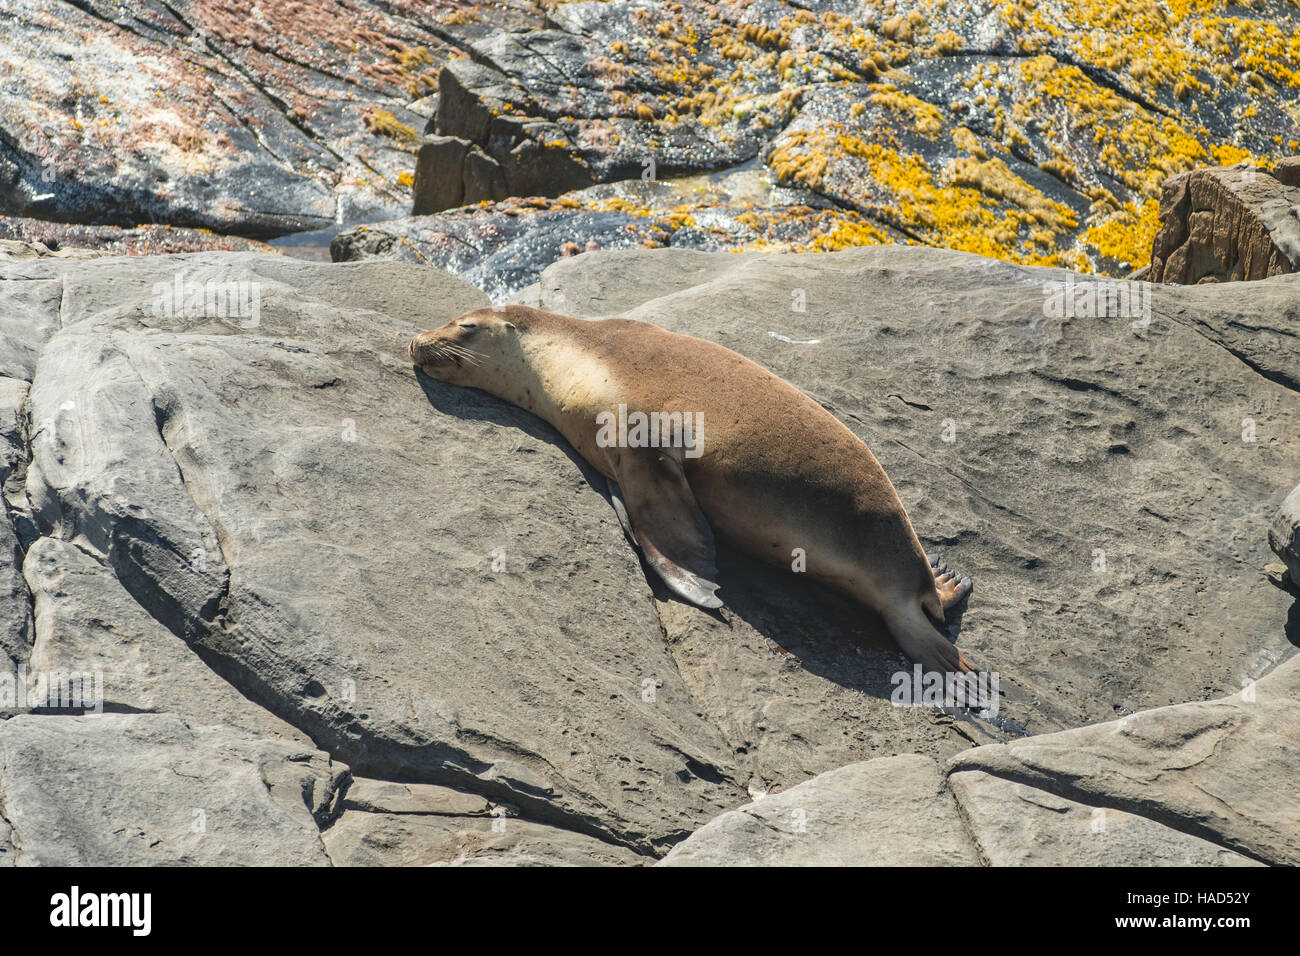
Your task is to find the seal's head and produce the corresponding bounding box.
[408,308,523,387]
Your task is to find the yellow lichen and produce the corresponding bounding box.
[362,108,417,145]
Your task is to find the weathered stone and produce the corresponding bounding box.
[0,713,345,865]
[0,377,31,674]
[0,240,107,262]
[403,0,1300,275]
[0,0,543,235]
[22,535,311,742]
[462,148,510,204]
[1150,163,1300,283]
[948,656,1300,865]
[412,136,472,215]
[0,510,29,675]
[1268,483,1300,588]
[0,809,13,867]
[948,771,1261,866]
[341,778,490,816]
[435,58,524,145]
[2,246,1297,864]
[658,755,979,866]
[1273,157,1300,189]
[323,809,644,866]
[4,253,746,855]
[336,164,906,302]
[0,217,280,258]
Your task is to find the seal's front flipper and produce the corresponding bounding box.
[606,448,723,609]
[605,477,638,547]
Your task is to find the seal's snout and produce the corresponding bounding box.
[409,332,430,364]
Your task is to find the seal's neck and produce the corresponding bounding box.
[482,326,613,434]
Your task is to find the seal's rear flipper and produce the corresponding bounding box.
[928,552,973,612]
[885,598,976,674]
[605,449,723,610]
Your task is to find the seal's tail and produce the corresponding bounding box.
[883,596,975,675]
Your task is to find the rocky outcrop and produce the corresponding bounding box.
[396,0,1299,278]
[0,0,542,235]
[949,654,1300,866]
[324,777,645,866]
[0,217,280,258]
[1150,161,1300,283]
[0,246,1294,864]
[662,658,1296,866]
[335,165,906,302]
[10,0,1294,274]
[0,241,107,262]
[658,755,980,866]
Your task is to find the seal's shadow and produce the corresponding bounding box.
[417,367,599,478]
[417,369,968,702]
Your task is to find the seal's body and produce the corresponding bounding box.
[410,305,974,673]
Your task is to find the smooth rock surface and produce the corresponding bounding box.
[324,809,644,867]
[948,655,1300,866]
[657,755,979,866]
[341,778,491,817]
[23,535,310,742]
[2,253,749,855]
[0,713,344,865]
[948,770,1261,866]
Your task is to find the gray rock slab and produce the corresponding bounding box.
[23,535,309,742]
[657,754,979,866]
[0,713,344,865]
[949,770,1261,866]
[948,655,1300,865]
[323,809,644,866]
[1269,483,1300,585]
[9,253,745,854]
[341,777,490,816]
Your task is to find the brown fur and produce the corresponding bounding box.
[411,305,973,672]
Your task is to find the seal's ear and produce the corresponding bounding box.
[604,448,723,609]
